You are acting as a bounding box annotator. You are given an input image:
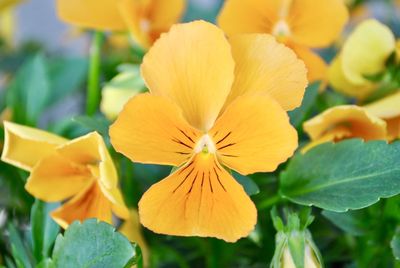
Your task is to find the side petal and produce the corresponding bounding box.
[288,0,349,48]
[141,20,235,131]
[226,34,308,111]
[138,153,257,242]
[149,0,185,37]
[57,0,126,30]
[217,0,282,35]
[290,44,327,83]
[110,94,201,167]
[26,154,94,202]
[303,105,387,141]
[210,95,298,175]
[363,92,400,120]
[386,117,400,141]
[51,183,112,229]
[1,122,67,171]
[341,19,396,85]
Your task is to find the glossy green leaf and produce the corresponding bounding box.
[51,219,135,268]
[232,171,260,196]
[280,139,400,212]
[30,200,60,263]
[289,82,320,128]
[71,115,110,137]
[7,223,33,268]
[322,210,367,236]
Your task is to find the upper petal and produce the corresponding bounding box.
[138,153,257,242]
[57,0,126,30]
[1,122,68,171]
[288,0,349,48]
[341,19,396,85]
[141,20,235,131]
[303,105,387,142]
[218,0,282,35]
[225,34,307,111]
[210,95,298,175]
[110,94,201,166]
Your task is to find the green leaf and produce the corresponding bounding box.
[322,210,367,236]
[51,219,135,268]
[7,223,33,268]
[30,199,60,263]
[391,228,400,260]
[232,171,260,196]
[71,115,110,137]
[47,57,87,105]
[289,82,320,128]
[280,139,400,212]
[6,54,50,125]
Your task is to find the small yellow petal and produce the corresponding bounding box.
[1,122,67,171]
[363,92,400,119]
[141,21,235,131]
[139,153,257,242]
[341,19,396,85]
[210,95,298,175]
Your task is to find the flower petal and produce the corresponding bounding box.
[57,0,126,30]
[1,122,67,171]
[328,56,375,99]
[288,0,349,48]
[210,95,298,175]
[218,0,282,35]
[225,34,307,111]
[26,154,94,202]
[110,94,201,166]
[290,44,327,83]
[51,183,112,229]
[386,117,400,141]
[341,19,396,85]
[141,20,235,131]
[303,105,387,142]
[149,0,186,36]
[138,153,257,242]
[364,92,400,119]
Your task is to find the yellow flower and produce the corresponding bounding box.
[119,209,150,267]
[217,0,349,82]
[1,122,129,228]
[329,19,396,99]
[364,92,400,141]
[118,0,186,49]
[57,0,185,46]
[302,105,387,152]
[101,70,146,120]
[110,21,307,242]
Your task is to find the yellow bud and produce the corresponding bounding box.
[282,245,321,268]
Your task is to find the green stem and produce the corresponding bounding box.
[257,194,283,210]
[86,31,104,115]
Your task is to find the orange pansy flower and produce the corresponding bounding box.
[218,0,349,82]
[302,105,387,152]
[110,21,307,242]
[1,122,129,228]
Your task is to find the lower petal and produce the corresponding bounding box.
[51,183,112,229]
[138,153,257,242]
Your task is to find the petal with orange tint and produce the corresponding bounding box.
[56,0,126,30]
[110,94,201,167]
[288,0,348,48]
[26,154,93,202]
[210,95,298,175]
[149,0,185,35]
[51,183,112,229]
[301,126,353,153]
[141,21,235,131]
[139,153,257,242]
[386,117,400,141]
[218,0,282,35]
[1,121,67,171]
[328,56,375,99]
[290,44,327,83]
[226,34,307,111]
[303,105,387,142]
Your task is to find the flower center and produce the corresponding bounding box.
[272,20,291,40]
[194,134,216,154]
